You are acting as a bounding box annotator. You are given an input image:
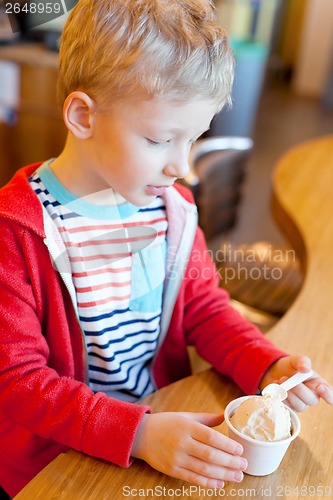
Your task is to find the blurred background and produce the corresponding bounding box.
[0,0,333,246]
[213,0,333,245]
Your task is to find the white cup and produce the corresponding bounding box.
[224,395,301,476]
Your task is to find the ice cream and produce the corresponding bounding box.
[230,395,291,442]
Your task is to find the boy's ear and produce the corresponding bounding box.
[63,91,96,139]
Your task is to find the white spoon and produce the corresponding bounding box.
[262,370,313,401]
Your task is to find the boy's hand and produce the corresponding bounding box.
[131,412,248,489]
[260,355,333,412]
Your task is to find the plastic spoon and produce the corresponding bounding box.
[262,370,313,401]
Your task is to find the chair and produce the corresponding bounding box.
[187,136,252,241]
[181,136,303,332]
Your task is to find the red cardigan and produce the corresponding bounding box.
[0,165,287,496]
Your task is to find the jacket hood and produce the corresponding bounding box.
[0,163,45,237]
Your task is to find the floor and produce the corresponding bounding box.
[231,82,333,246]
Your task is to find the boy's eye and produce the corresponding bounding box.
[146,137,198,147]
[146,138,170,146]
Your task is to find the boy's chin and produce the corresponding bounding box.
[130,190,161,207]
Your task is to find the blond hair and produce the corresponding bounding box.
[58,0,234,109]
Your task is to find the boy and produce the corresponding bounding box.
[0,0,332,496]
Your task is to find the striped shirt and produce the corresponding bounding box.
[29,161,168,401]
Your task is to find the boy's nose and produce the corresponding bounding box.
[164,160,190,180]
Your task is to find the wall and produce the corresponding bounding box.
[279,0,307,68]
[292,0,333,97]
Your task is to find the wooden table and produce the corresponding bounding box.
[15,136,333,499]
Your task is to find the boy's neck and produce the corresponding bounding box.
[49,136,127,206]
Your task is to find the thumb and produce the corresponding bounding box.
[180,412,225,428]
[290,355,312,373]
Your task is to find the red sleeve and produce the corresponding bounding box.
[183,226,287,394]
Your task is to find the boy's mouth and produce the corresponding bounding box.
[146,185,173,196]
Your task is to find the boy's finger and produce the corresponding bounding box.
[189,439,248,471]
[181,412,225,428]
[182,455,245,483]
[284,391,308,412]
[316,384,333,404]
[289,355,312,373]
[190,422,244,456]
[289,383,319,407]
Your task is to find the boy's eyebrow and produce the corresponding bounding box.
[161,127,210,136]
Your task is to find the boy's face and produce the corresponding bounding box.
[87,97,218,206]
